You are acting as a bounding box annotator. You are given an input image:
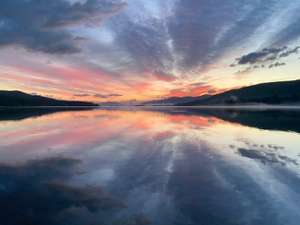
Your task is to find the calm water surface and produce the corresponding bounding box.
[0,108,300,225]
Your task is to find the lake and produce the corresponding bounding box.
[0,108,300,225]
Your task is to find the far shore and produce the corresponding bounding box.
[97,104,300,110]
[1,104,300,111]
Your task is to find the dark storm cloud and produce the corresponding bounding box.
[0,0,126,54]
[0,157,125,225]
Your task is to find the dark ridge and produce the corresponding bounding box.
[0,90,98,107]
[179,79,300,106]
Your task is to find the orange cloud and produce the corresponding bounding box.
[166,83,219,98]
[1,61,224,102]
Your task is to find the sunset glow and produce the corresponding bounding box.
[0,0,299,102]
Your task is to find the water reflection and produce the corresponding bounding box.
[0,108,300,225]
[0,157,125,225]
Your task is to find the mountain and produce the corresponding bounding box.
[179,79,300,106]
[0,91,98,107]
[144,95,211,106]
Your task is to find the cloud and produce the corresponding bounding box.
[233,45,299,72]
[234,46,300,66]
[189,82,207,88]
[113,17,173,73]
[106,0,300,76]
[268,62,286,68]
[271,13,300,46]
[167,0,233,70]
[152,70,177,82]
[74,92,123,98]
[236,47,286,65]
[94,93,123,98]
[166,0,286,72]
[167,82,214,97]
[74,93,91,97]
[0,0,126,54]
[2,0,300,100]
[279,46,300,58]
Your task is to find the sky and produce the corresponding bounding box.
[0,0,300,102]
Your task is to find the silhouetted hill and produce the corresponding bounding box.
[0,91,98,107]
[180,79,300,106]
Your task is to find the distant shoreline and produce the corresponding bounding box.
[97,105,300,111]
[1,105,300,111]
[0,106,98,109]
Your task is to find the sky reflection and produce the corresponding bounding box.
[0,109,300,225]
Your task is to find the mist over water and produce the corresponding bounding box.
[0,108,300,225]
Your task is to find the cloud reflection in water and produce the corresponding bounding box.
[0,109,300,225]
